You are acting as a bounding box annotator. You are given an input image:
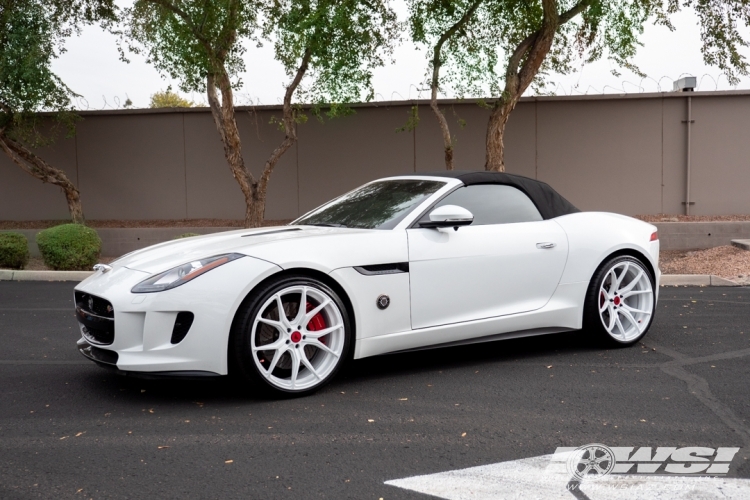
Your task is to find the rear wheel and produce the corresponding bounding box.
[584,255,655,346]
[230,275,351,397]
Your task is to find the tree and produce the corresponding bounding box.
[685,0,750,83]
[121,0,261,226]
[483,0,750,172]
[0,0,116,223]
[408,0,486,170]
[149,87,194,107]
[123,0,396,227]
[482,0,657,171]
[259,0,398,213]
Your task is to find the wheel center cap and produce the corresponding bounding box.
[290,331,302,343]
[613,296,621,306]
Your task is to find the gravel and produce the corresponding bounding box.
[660,245,750,284]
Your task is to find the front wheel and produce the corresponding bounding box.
[583,255,655,346]
[230,275,352,397]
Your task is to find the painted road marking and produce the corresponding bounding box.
[385,453,750,500]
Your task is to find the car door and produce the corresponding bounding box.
[407,184,569,330]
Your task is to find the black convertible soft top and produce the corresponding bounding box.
[405,170,580,220]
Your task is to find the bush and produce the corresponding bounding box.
[0,232,30,269]
[36,224,101,271]
[174,232,201,239]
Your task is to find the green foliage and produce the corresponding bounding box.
[0,0,117,144]
[150,87,193,108]
[0,232,29,269]
[36,224,101,271]
[407,0,498,98]
[684,0,750,85]
[174,232,200,239]
[264,0,398,117]
[120,0,259,94]
[406,1,750,99]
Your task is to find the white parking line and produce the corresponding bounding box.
[385,454,750,500]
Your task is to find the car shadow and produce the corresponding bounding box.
[339,329,603,383]
[78,329,611,403]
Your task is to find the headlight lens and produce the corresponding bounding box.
[131,253,244,293]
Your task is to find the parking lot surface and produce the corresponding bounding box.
[1,282,748,499]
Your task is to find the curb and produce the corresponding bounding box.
[0,270,94,282]
[0,270,743,286]
[659,275,741,287]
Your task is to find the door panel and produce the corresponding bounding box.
[407,220,568,329]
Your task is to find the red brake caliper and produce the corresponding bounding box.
[305,302,327,345]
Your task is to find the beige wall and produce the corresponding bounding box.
[1,91,749,221]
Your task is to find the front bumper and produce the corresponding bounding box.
[74,255,281,376]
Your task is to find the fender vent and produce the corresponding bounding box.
[171,312,195,344]
[354,263,409,276]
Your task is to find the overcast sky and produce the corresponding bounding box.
[52,3,750,110]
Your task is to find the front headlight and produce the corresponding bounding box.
[131,253,244,293]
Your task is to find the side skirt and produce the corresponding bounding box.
[386,327,577,356]
[355,281,588,359]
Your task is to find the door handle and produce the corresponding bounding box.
[536,242,556,249]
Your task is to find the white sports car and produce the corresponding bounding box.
[75,171,660,396]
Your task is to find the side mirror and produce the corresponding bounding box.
[419,205,474,230]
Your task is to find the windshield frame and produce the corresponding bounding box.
[290,176,461,231]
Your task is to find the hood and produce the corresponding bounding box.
[113,226,363,274]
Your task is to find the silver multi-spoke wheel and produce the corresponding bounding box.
[587,256,656,344]
[246,283,347,393]
[596,258,654,343]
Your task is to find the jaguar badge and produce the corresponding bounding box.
[376,294,390,310]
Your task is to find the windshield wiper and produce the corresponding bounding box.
[308,223,348,228]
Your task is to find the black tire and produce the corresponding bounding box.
[229,274,352,398]
[583,255,656,347]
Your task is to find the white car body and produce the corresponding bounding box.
[74,175,660,377]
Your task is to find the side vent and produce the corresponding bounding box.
[354,263,409,276]
[171,312,195,344]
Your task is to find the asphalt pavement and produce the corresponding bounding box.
[1,282,749,499]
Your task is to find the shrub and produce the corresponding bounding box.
[0,232,29,269]
[174,232,201,239]
[36,224,101,271]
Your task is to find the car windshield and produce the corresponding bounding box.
[292,179,445,229]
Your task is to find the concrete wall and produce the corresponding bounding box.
[2,90,750,221]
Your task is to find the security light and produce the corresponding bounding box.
[673,76,697,92]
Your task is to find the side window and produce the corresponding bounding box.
[422,184,543,226]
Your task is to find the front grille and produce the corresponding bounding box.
[75,292,114,318]
[75,292,115,345]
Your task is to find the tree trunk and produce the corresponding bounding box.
[430,41,453,170]
[430,91,454,171]
[429,0,483,170]
[206,71,257,227]
[0,131,85,223]
[485,0,562,172]
[484,100,516,172]
[255,50,312,226]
